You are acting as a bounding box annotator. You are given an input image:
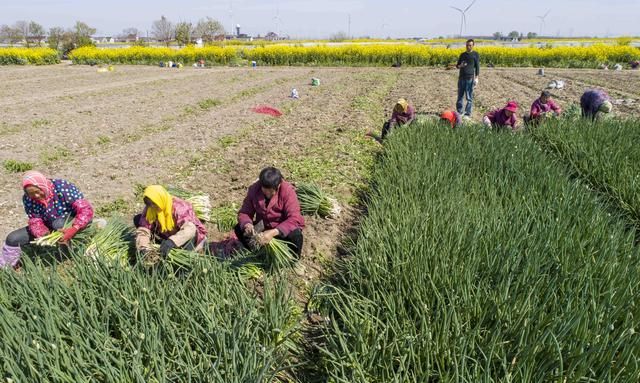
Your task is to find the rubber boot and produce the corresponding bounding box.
[1,243,21,269]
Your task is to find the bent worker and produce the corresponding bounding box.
[381,98,416,139]
[1,171,94,268]
[134,185,207,257]
[483,101,519,130]
[456,39,480,116]
[235,167,305,257]
[440,110,463,128]
[528,90,562,123]
[580,89,613,121]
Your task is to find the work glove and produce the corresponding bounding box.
[243,223,255,237]
[59,227,79,244]
[473,78,479,86]
[159,239,177,257]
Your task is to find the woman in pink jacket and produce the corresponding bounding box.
[236,167,305,257]
[1,171,94,268]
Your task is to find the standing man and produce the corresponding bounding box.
[456,39,480,117]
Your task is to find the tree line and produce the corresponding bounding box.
[0,16,226,54]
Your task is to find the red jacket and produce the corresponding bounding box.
[238,181,305,236]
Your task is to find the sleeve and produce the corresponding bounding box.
[169,222,197,247]
[238,188,256,229]
[530,102,541,118]
[482,116,492,127]
[170,201,198,246]
[407,106,416,122]
[135,227,152,250]
[70,199,94,230]
[485,110,497,123]
[23,196,50,238]
[550,100,562,114]
[456,53,464,67]
[389,110,399,125]
[510,116,517,128]
[474,52,480,76]
[275,185,305,237]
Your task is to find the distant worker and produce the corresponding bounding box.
[456,39,480,117]
[440,110,463,128]
[134,185,207,258]
[526,90,562,124]
[1,171,94,269]
[483,101,519,130]
[580,89,613,121]
[367,98,415,142]
[382,98,416,139]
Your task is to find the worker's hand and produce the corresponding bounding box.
[159,239,177,257]
[473,77,479,86]
[257,229,279,246]
[243,223,255,237]
[59,227,79,245]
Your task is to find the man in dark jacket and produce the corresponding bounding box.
[456,39,480,116]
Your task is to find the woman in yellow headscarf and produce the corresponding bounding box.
[134,185,207,257]
[367,98,416,142]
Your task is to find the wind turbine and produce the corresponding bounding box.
[450,0,477,38]
[537,10,550,36]
[273,7,282,36]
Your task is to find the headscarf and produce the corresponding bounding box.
[394,98,409,114]
[440,110,457,128]
[22,171,54,207]
[143,185,175,233]
[504,101,519,113]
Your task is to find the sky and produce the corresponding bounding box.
[1,0,639,39]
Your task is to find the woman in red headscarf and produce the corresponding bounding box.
[1,171,94,268]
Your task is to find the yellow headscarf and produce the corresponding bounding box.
[143,185,175,233]
[394,98,409,114]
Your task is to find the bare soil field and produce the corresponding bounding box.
[1,64,639,284]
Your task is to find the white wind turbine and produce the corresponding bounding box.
[537,10,550,36]
[451,0,477,37]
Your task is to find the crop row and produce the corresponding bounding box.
[311,122,640,381]
[531,119,640,229]
[0,227,301,381]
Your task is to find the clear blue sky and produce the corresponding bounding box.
[1,0,638,38]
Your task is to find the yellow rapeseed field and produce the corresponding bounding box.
[0,47,59,65]
[69,46,238,65]
[65,44,640,68]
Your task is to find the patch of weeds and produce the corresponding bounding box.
[218,135,238,148]
[183,106,196,115]
[123,133,142,143]
[3,159,34,173]
[40,147,71,164]
[32,119,51,129]
[231,86,265,102]
[96,198,129,217]
[198,98,222,110]
[133,183,146,199]
[97,135,111,145]
[211,202,239,232]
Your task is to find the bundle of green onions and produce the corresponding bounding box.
[166,187,212,222]
[84,219,132,267]
[211,203,238,232]
[296,182,341,218]
[260,238,297,271]
[236,263,263,281]
[31,220,75,246]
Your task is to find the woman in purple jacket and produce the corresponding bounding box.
[483,101,519,130]
[235,167,305,257]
